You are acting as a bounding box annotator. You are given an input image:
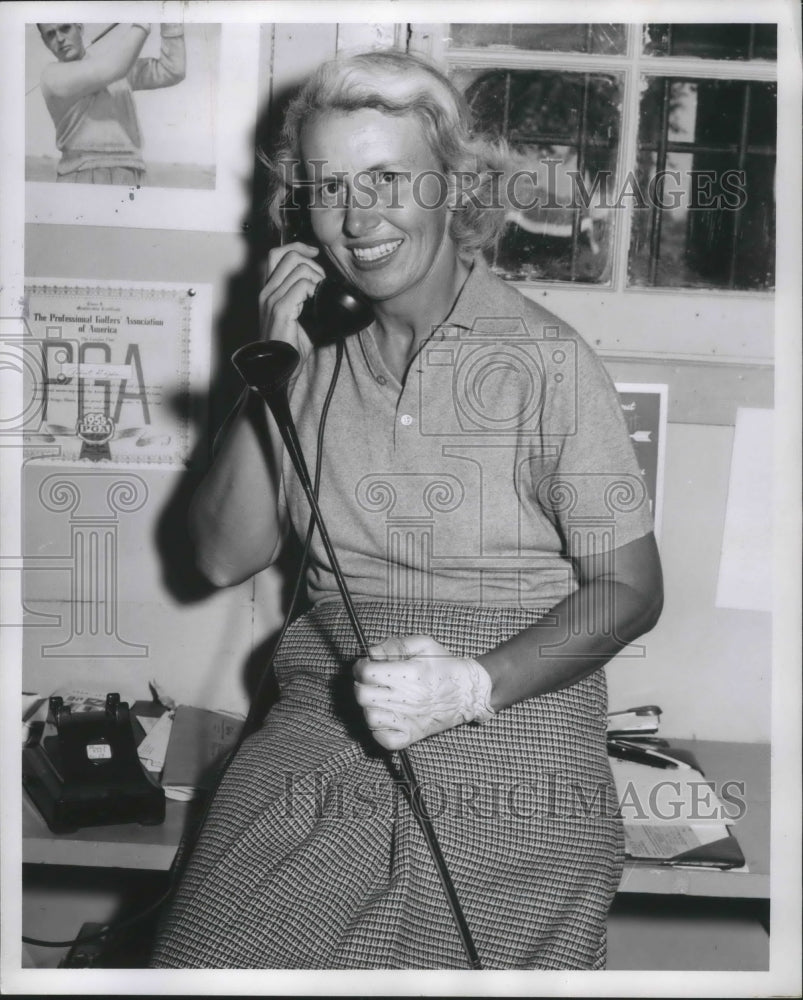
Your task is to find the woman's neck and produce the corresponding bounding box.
[371,247,470,383]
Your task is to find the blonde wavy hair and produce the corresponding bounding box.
[262,49,510,255]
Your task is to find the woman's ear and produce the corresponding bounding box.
[445,148,490,214]
[445,169,469,214]
[446,174,457,213]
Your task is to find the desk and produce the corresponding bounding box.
[607,739,770,971]
[23,792,189,872]
[22,739,770,969]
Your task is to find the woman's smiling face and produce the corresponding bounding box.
[300,108,456,305]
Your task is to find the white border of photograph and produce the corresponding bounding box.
[25,24,259,233]
[2,2,801,998]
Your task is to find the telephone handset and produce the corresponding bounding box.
[302,261,375,342]
[281,201,374,343]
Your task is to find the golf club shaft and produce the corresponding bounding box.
[253,382,483,970]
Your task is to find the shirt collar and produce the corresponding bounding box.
[441,256,512,332]
[358,254,512,369]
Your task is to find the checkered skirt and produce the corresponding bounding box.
[150,599,623,970]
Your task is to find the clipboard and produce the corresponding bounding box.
[609,742,746,869]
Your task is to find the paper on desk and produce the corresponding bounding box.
[137,711,173,774]
[623,822,728,860]
[610,756,728,824]
[136,715,160,736]
[160,705,243,799]
[22,692,44,718]
[22,693,47,745]
[163,785,196,802]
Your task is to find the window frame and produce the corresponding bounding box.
[409,22,777,364]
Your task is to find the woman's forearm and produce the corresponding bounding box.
[477,579,663,711]
[191,240,326,588]
[189,391,286,587]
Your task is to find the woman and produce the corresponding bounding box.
[151,50,662,970]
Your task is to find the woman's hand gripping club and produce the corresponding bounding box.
[354,635,496,751]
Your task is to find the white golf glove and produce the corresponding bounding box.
[353,634,495,751]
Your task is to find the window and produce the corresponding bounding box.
[629,76,776,290]
[458,68,622,283]
[433,23,777,294]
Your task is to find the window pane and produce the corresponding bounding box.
[628,78,776,290]
[638,79,746,147]
[753,24,780,60]
[643,23,777,60]
[450,23,626,55]
[748,82,778,146]
[459,69,624,284]
[449,23,512,48]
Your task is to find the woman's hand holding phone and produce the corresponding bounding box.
[259,242,326,366]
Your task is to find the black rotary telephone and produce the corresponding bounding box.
[22,693,165,833]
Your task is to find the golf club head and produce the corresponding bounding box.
[232,340,300,396]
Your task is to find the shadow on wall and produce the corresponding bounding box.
[153,81,309,710]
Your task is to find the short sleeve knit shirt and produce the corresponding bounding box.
[281,259,654,609]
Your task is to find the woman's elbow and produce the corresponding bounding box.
[195,552,253,590]
[630,534,664,634]
[189,514,282,589]
[642,586,664,632]
[192,530,281,588]
[634,569,664,635]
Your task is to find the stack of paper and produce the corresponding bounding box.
[137,711,174,775]
[609,751,746,868]
[160,705,243,801]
